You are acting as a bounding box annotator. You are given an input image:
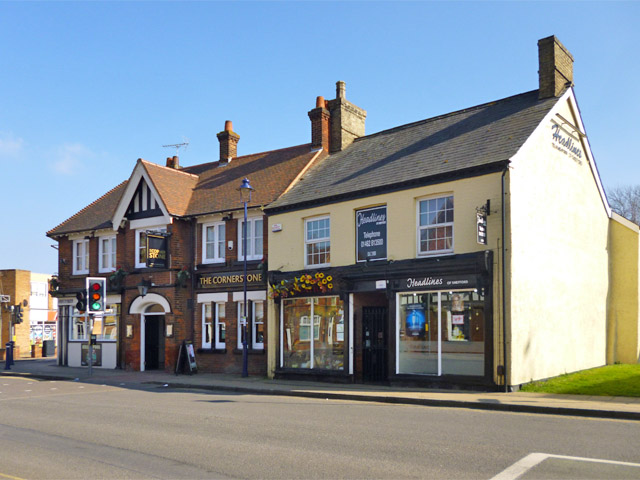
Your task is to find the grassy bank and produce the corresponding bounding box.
[520,364,640,397]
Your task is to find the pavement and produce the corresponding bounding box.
[3,357,640,421]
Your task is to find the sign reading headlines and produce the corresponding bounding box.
[356,206,387,262]
[402,274,478,291]
[198,271,265,289]
[551,121,583,165]
[146,232,169,269]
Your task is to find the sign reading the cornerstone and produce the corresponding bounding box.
[356,206,387,262]
[146,232,169,268]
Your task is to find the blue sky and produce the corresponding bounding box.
[1,1,639,275]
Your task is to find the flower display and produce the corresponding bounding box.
[270,272,335,299]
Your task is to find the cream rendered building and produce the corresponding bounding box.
[264,37,638,390]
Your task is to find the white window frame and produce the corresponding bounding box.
[236,300,265,350]
[73,238,89,275]
[304,216,331,268]
[202,303,213,349]
[135,225,167,269]
[252,300,264,350]
[417,195,454,256]
[214,302,226,349]
[202,221,226,264]
[98,235,117,273]
[238,216,263,261]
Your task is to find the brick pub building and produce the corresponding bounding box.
[46,85,362,373]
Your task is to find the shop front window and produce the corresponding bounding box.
[281,296,344,371]
[397,290,484,376]
[70,302,119,341]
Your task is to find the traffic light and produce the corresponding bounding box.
[87,277,106,313]
[76,290,87,312]
[14,304,23,324]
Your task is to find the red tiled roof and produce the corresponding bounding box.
[47,182,128,237]
[140,160,199,217]
[183,144,323,215]
[46,144,324,236]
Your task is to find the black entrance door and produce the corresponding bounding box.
[362,306,388,382]
[145,315,165,370]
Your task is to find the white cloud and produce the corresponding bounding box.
[0,132,25,158]
[52,143,95,175]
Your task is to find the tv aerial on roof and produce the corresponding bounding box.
[162,139,189,156]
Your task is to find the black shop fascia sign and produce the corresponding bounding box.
[392,273,480,292]
[197,271,266,290]
[146,231,170,269]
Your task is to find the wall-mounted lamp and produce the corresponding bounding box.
[137,279,151,297]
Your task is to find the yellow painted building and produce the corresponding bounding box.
[264,36,638,390]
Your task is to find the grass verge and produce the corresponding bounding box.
[520,364,640,397]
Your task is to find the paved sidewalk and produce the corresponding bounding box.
[3,358,640,421]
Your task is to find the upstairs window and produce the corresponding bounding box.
[135,226,167,268]
[203,222,225,264]
[73,238,89,275]
[305,216,330,267]
[417,195,454,255]
[238,217,263,261]
[99,235,117,273]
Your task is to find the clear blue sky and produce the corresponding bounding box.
[1,1,639,275]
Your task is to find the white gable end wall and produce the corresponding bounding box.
[507,92,609,385]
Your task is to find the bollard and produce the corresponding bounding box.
[4,342,12,370]
[9,341,15,367]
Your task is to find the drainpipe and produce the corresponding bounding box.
[501,166,509,393]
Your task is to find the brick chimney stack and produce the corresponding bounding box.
[327,81,367,153]
[166,156,180,169]
[217,120,240,163]
[308,81,367,154]
[308,96,331,151]
[538,35,574,99]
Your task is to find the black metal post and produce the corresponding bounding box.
[241,198,249,377]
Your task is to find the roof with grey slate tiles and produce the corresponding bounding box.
[266,90,561,212]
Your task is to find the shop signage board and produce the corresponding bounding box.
[356,205,387,262]
[476,212,487,245]
[401,274,478,291]
[146,232,169,268]
[81,344,102,366]
[197,271,265,289]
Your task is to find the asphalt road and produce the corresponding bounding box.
[0,377,639,479]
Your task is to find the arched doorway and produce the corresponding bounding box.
[143,305,165,371]
[129,294,171,372]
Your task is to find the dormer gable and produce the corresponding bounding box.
[112,159,173,231]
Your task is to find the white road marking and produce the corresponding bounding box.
[491,453,640,480]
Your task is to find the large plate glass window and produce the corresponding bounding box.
[397,289,484,376]
[280,296,344,370]
[238,217,263,261]
[70,302,119,341]
[203,221,225,264]
[305,216,330,267]
[417,195,454,255]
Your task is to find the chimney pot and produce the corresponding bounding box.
[336,81,346,99]
[166,156,180,169]
[316,96,325,108]
[217,121,240,162]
